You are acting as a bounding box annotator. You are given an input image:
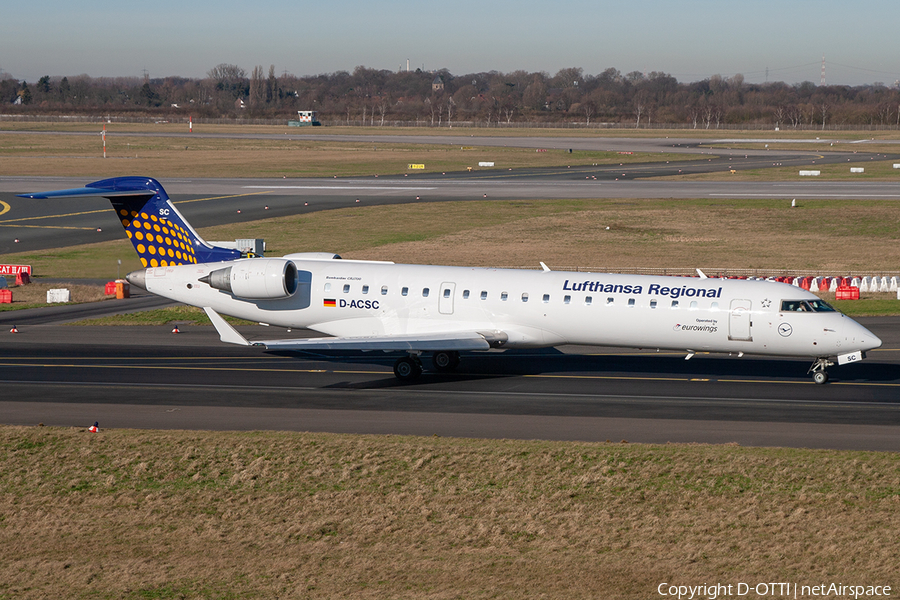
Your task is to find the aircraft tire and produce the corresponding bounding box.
[393,356,422,381]
[813,371,829,385]
[432,351,460,372]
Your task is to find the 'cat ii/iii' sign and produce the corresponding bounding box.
[0,265,31,276]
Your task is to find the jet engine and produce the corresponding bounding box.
[200,259,299,299]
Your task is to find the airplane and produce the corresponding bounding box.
[20,176,882,384]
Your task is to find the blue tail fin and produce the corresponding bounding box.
[20,177,241,267]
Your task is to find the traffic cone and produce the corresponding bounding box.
[172,325,180,334]
[89,422,99,433]
[10,326,19,333]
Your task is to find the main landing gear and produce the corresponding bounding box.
[392,351,461,382]
[809,357,833,385]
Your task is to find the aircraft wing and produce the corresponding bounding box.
[203,307,493,351]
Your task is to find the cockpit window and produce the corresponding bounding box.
[807,299,837,312]
[781,299,837,313]
[781,300,809,312]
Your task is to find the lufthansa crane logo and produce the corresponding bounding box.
[778,323,793,337]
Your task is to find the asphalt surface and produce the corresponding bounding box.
[1,311,898,450]
[1,133,898,448]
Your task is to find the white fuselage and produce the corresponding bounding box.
[141,258,882,359]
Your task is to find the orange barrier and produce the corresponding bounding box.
[0,289,11,304]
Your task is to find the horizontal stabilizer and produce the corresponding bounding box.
[21,176,241,267]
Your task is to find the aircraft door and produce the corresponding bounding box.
[439,282,456,315]
[728,299,752,341]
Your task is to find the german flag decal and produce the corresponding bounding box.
[323,299,336,307]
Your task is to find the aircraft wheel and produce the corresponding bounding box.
[812,371,829,385]
[393,356,422,381]
[432,351,460,372]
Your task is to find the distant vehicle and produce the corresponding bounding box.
[21,177,882,383]
[288,110,320,126]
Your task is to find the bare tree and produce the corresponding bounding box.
[819,102,829,130]
[582,101,596,125]
[688,105,700,129]
[445,97,455,126]
[773,106,786,129]
[249,65,264,108]
[378,97,389,126]
[633,95,645,128]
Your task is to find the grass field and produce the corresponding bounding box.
[3,196,899,315]
[0,126,691,178]
[1,426,898,600]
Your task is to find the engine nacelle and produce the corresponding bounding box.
[201,259,299,299]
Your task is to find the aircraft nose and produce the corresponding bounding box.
[848,319,882,352]
[125,269,146,290]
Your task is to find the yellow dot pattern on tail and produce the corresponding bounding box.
[120,209,198,267]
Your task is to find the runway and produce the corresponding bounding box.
[1,310,898,450]
[1,133,898,449]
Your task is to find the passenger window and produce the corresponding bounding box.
[480,291,488,300]
[521,293,529,302]
[628,298,635,307]
[671,300,679,309]
[343,284,350,294]
[607,297,614,305]
[689,301,698,310]
[402,287,409,296]
[564,295,571,304]
[443,288,451,298]
[463,290,470,299]
[542,294,550,303]
[500,292,508,301]
[710,302,718,311]
[381,285,388,295]
[650,299,657,309]
[324,283,331,292]
[362,285,369,294]
[585,296,592,306]
[422,288,429,297]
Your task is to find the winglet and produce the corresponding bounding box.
[540,262,551,272]
[203,307,250,346]
[696,268,708,279]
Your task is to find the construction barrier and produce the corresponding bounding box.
[47,289,70,303]
[105,281,117,295]
[0,289,11,304]
[836,285,860,300]
[15,272,30,285]
[115,280,130,299]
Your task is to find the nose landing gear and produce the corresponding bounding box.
[808,357,834,384]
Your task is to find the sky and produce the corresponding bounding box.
[3,0,900,86]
